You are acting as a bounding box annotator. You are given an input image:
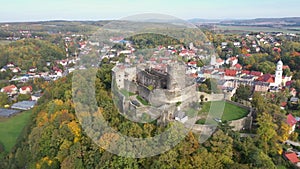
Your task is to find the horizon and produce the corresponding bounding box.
[0,0,299,23]
[0,16,300,24]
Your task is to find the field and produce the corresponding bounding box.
[197,101,249,124]
[216,25,300,34]
[0,110,32,152]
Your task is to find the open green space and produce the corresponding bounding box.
[136,95,150,106]
[197,101,249,124]
[120,89,135,97]
[0,110,32,152]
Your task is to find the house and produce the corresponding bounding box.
[284,152,300,165]
[1,85,18,96]
[59,60,68,66]
[257,74,274,83]
[221,42,228,48]
[225,69,237,77]
[290,97,299,104]
[233,63,242,70]
[1,66,8,72]
[6,63,15,68]
[11,101,36,110]
[233,42,241,47]
[31,93,42,101]
[287,114,297,134]
[187,61,197,68]
[12,67,21,73]
[253,81,270,92]
[29,67,37,73]
[249,71,263,77]
[226,57,238,66]
[19,86,32,95]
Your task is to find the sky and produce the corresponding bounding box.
[0,0,299,22]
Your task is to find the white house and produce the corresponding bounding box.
[20,86,33,95]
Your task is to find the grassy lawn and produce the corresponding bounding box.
[277,165,287,169]
[120,89,135,98]
[0,110,32,152]
[136,96,150,106]
[199,101,249,122]
[196,119,206,125]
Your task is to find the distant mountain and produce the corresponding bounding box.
[188,18,223,23]
[219,17,300,27]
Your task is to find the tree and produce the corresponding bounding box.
[0,92,9,107]
[235,85,251,101]
[17,94,31,102]
[256,112,278,153]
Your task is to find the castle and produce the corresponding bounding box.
[112,61,198,125]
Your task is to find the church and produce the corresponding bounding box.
[257,60,291,88]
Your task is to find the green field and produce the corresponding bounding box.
[0,110,32,152]
[197,101,249,123]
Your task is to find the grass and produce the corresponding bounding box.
[198,101,249,122]
[136,96,150,106]
[196,119,206,125]
[277,165,287,169]
[0,110,32,152]
[120,89,135,98]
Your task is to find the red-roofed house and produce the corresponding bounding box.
[225,69,237,77]
[242,70,250,75]
[250,71,263,77]
[284,152,300,164]
[188,61,197,67]
[257,74,275,83]
[1,85,18,96]
[283,65,290,70]
[233,63,242,70]
[287,114,297,134]
[20,86,33,95]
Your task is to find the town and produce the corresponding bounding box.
[0,18,300,168]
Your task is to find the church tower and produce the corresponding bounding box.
[275,60,283,86]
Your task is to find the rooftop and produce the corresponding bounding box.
[0,108,21,117]
[284,152,300,164]
[11,101,36,110]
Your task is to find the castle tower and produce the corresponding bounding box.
[275,60,283,86]
[167,62,186,90]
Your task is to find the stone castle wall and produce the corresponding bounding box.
[124,80,137,94]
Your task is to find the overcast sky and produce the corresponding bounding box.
[0,0,299,22]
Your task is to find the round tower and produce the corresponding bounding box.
[275,60,283,86]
